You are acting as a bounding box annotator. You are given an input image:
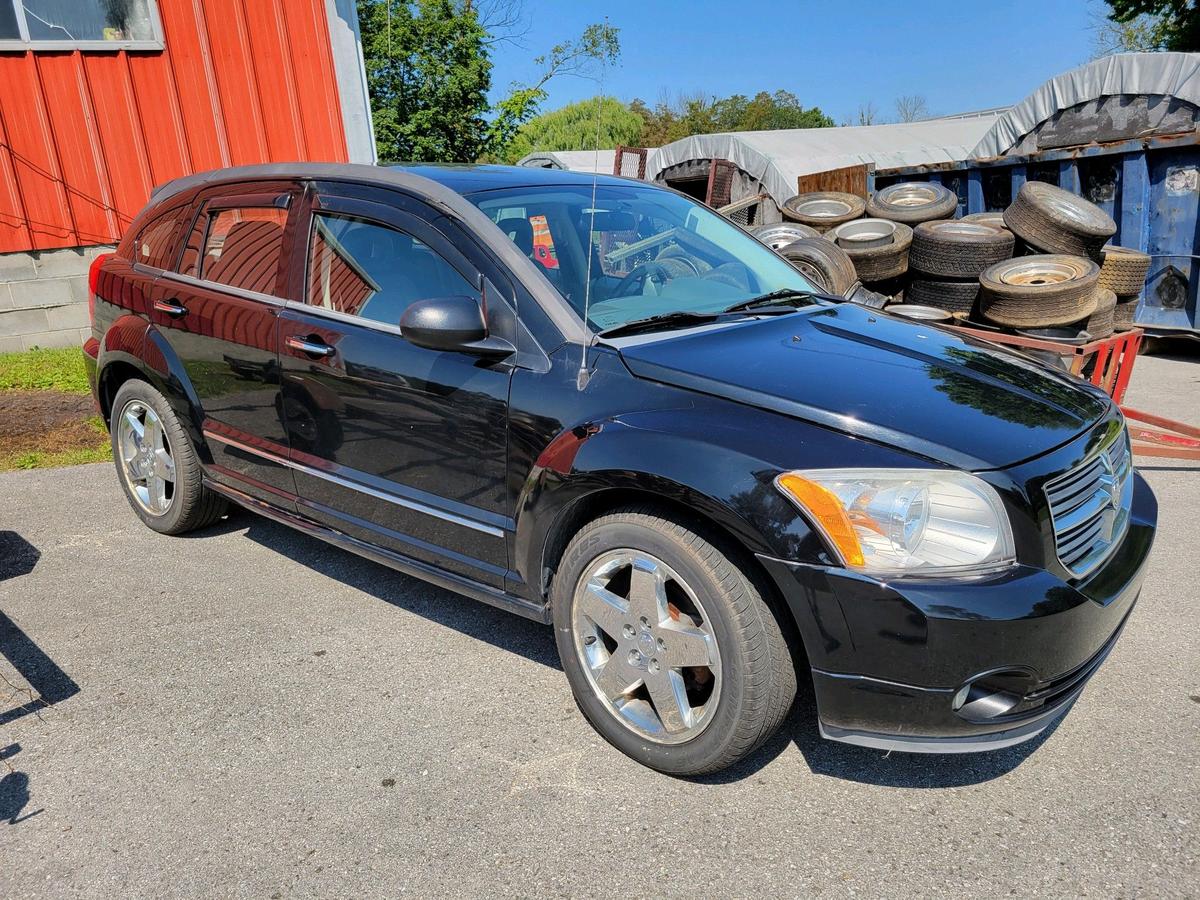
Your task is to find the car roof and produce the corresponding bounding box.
[388,163,637,195]
[144,162,592,345]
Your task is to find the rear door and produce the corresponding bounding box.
[277,184,514,586]
[151,182,304,506]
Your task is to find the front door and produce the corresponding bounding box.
[150,183,304,506]
[277,188,512,586]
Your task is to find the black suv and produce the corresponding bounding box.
[85,163,1156,775]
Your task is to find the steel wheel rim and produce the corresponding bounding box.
[116,399,176,516]
[792,198,852,217]
[572,549,721,745]
[997,259,1082,286]
[883,184,940,207]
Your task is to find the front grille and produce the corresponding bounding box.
[1044,429,1133,578]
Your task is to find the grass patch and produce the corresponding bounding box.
[0,416,110,471]
[0,346,90,394]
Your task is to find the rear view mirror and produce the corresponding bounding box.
[400,296,515,358]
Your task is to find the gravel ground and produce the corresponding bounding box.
[0,351,1197,898]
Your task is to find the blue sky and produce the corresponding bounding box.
[487,0,1101,124]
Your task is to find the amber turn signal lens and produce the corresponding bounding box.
[775,473,865,567]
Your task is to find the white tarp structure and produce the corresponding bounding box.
[644,113,1004,208]
[971,52,1200,158]
[517,149,654,174]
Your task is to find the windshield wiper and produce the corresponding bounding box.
[596,303,801,339]
[723,288,830,313]
[596,311,722,339]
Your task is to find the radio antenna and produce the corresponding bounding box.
[577,21,608,391]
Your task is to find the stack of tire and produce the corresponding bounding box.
[760,181,1153,331]
[979,182,1150,338]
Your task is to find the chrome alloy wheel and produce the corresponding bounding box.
[116,399,176,516]
[572,550,721,744]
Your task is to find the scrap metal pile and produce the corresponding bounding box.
[747,181,1151,343]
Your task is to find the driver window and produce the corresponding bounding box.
[306,213,479,324]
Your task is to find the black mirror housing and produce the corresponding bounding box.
[400,296,514,358]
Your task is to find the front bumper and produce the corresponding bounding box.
[758,470,1156,753]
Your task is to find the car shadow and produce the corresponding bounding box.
[236,515,561,670]
[217,514,1051,788]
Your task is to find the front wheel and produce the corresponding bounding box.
[552,507,797,776]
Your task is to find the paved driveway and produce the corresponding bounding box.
[1,355,1197,898]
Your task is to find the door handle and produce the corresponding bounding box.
[153,299,188,318]
[286,335,336,358]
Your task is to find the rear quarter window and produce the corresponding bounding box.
[133,206,189,270]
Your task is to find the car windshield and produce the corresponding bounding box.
[466,182,817,332]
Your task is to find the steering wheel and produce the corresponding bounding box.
[611,260,681,298]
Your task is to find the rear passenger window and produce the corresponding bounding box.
[134,207,186,270]
[177,206,288,296]
[200,208,288,295]
[306,213,478,325]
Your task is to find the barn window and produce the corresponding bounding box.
[0,1,163,50]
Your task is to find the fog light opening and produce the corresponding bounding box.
[952,669,1034,720]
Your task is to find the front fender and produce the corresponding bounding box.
[513,409,833,595]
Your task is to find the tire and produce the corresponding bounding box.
[866,182,958,224]
[1071,288,1118,339]
[841,221,913,282]
[1114,295,1139,327]
[978,254,1101,328]
[1098,245,1151,295]
[1002,182,1116,260]
[829,218,898,250]
[909,220,1015,277]
[749,221,819,249]
[552,507,797,776]
[776,237,858,295]
[781,192,866,230]
[907,276,981,313]
[110,379,227,535]
[961,212,1010,232]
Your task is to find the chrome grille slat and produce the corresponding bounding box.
[1044,430,1133,579]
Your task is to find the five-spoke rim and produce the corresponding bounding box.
[116,399,175,516]
[572,549,721,744]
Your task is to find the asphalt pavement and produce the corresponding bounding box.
[0,351,1197,898]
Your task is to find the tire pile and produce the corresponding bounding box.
[751,180,1152,339]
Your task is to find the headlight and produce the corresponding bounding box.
[775,469,1015,577]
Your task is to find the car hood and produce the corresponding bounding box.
[614,303,1111,471]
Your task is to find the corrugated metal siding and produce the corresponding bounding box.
[0,0,349,254]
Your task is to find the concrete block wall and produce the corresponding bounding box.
[0,245,114,354]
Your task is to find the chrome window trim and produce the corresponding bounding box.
[203,429,505,539]
[159,270,286,308]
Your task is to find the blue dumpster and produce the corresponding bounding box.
[873,132,1200,337]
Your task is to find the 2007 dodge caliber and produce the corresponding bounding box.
[85,163,1156,775]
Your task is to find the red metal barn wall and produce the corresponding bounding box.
[0,0,351,255]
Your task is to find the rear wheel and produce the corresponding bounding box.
[111,379,227,535]
[552,507,797,776]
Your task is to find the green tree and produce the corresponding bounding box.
[1102,0,1199,51]
[501,96,644,164]
[357,2,619,163]
[630,90,833,146]
[357,0,491,162]
[487,23,621,157]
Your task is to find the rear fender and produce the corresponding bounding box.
[96,316,209,461]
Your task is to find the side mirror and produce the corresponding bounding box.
[399,296,514,358]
